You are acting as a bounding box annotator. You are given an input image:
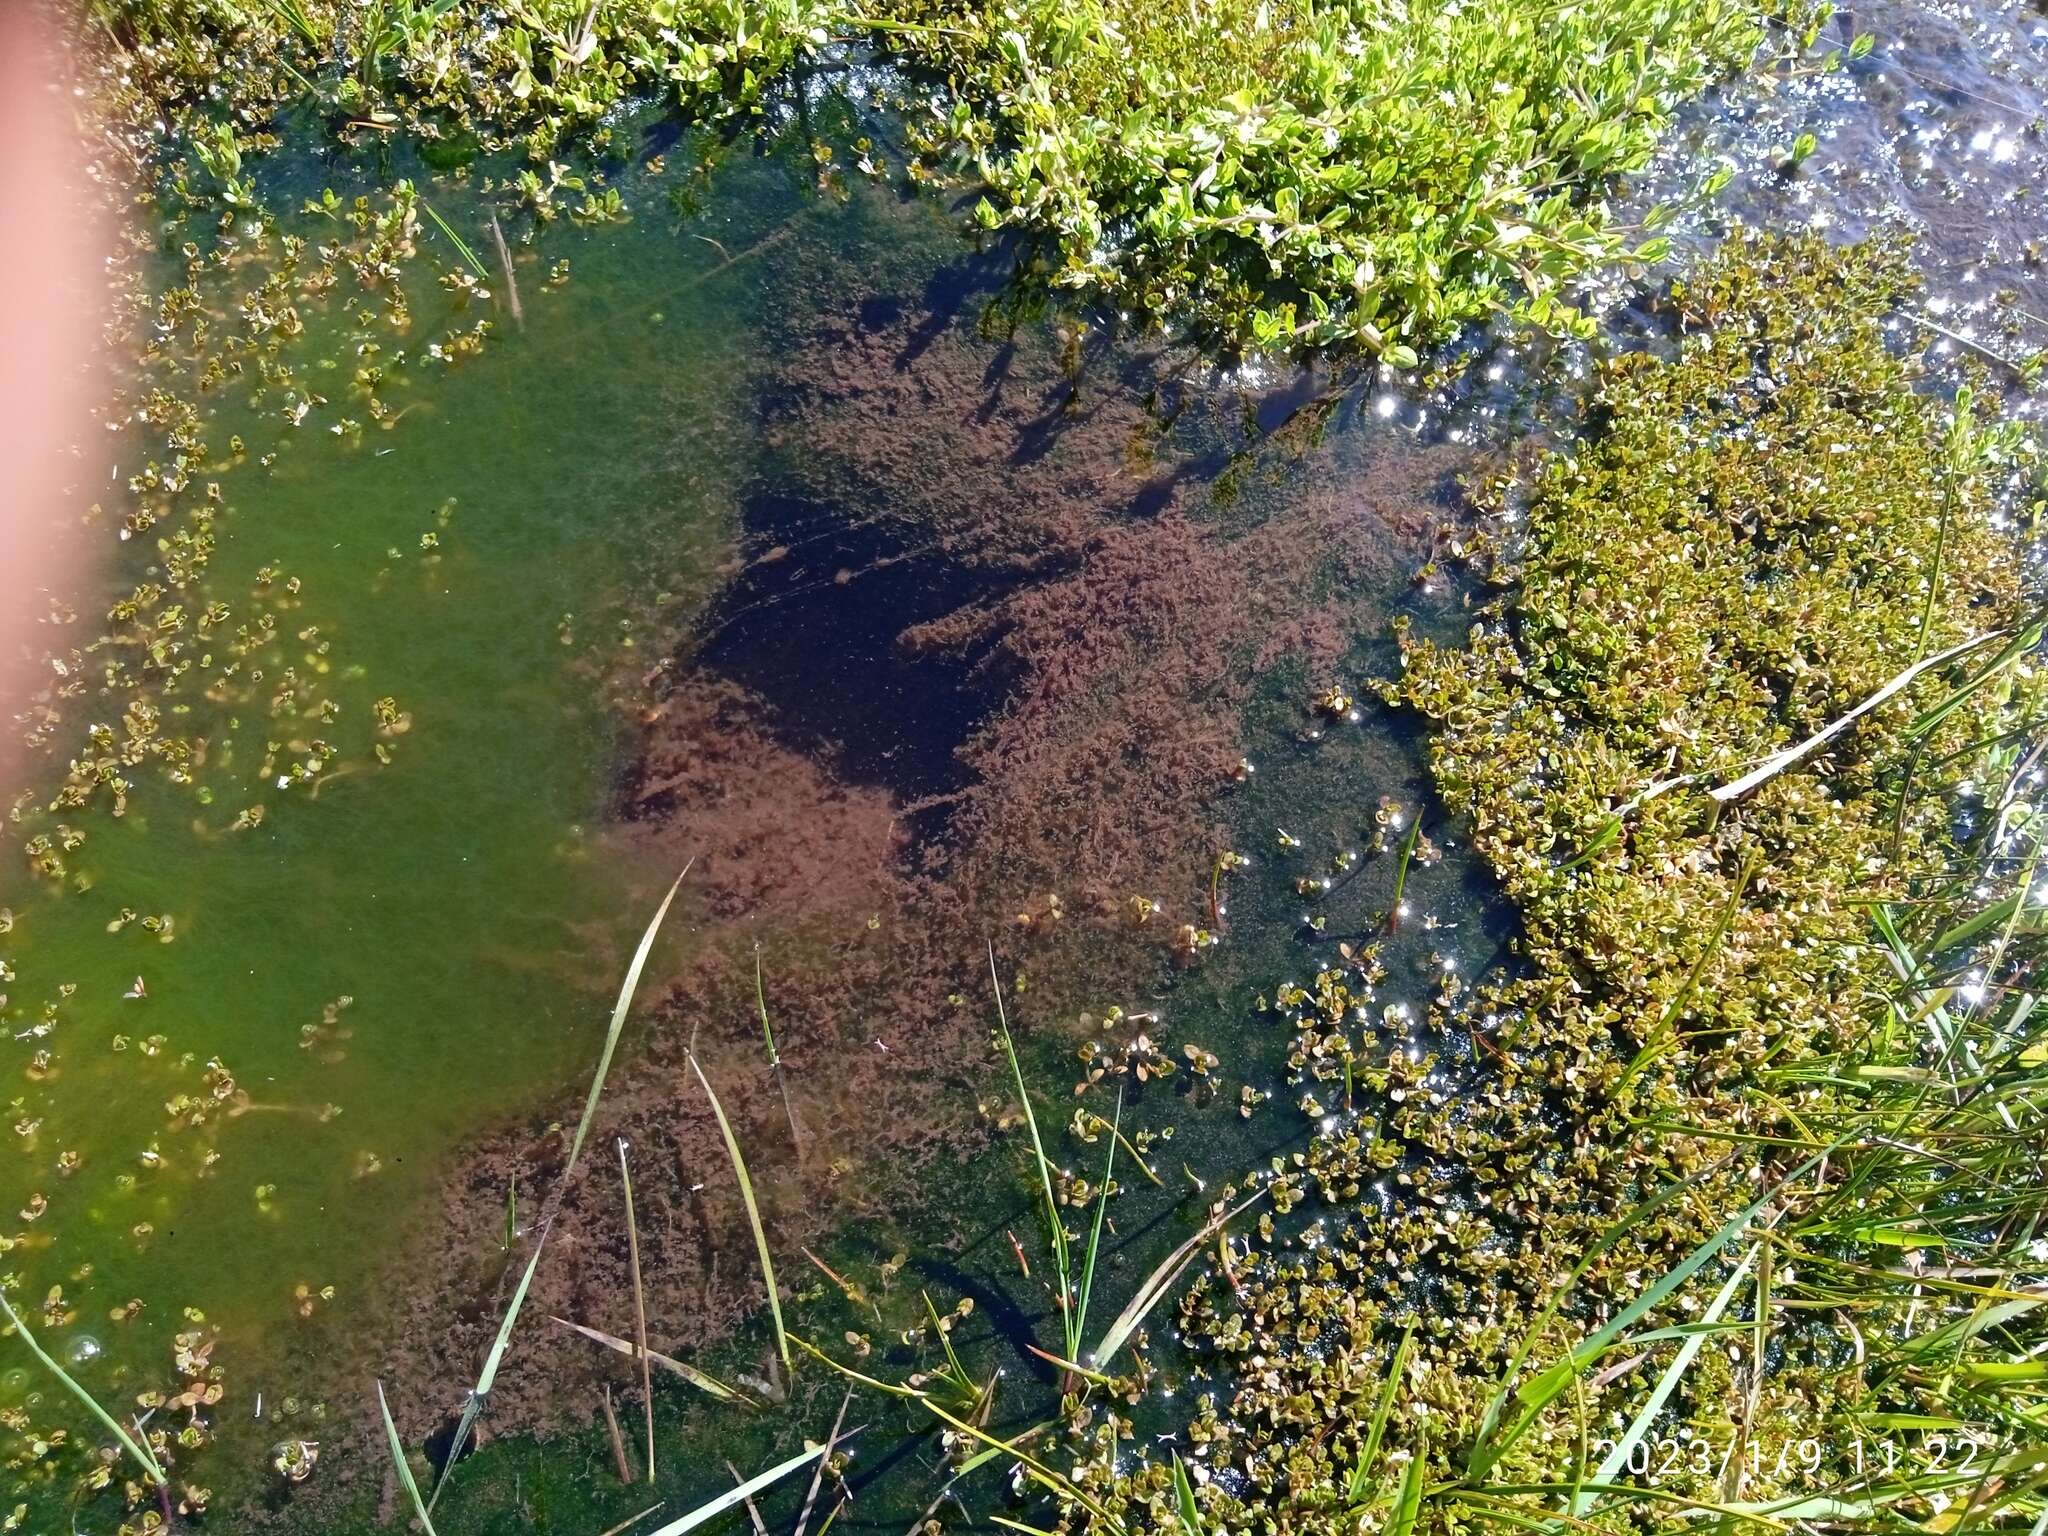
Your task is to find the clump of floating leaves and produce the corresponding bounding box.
[79,0,1851,368]
[1038,233,2042,1535]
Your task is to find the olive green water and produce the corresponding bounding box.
[0,128,971,1513]
[1,110,1489,1523]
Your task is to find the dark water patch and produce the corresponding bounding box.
[693,486,1026,806]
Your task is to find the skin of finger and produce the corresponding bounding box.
[0,7,107,782]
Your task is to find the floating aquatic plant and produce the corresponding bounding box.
[0,1287,167,1488]
[1027,232,2043,1536]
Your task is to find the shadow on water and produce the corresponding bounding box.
[692,486,1025,808]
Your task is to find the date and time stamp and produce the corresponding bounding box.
[1591,1429,2007,1486]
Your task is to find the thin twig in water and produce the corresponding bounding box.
[597,1506,666,1536]
[602,1384,635,1484]
[794,1391,852,1536]
[490,214,523,326]
[1710,632,1994,802]
[755,945,805,1158]
[726,1460,771,1536]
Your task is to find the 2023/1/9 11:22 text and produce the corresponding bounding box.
[1594,1429,2007,1485]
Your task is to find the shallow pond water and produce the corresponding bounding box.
[5,6,2047,1529]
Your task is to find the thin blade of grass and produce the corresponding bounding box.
[619,1138,655,1482]
[1570,1244,1757,1517]
[989,944,1071,1347]
[690,1053,789,1367]
[488,213,523,326]
[1905,614,2046,742]
[598,1504,666,1536]
[756,945,804,1156]
[922,1290,972,1396]
[567,865,691,1180]
[1023,1343,1115,1386]
[1468,1166,1722,1475]
[1073,1088,1122,1348]
[602,1384,635,1484]
[550,1315,746,1402]
[1350,1322,1416,1503]
[432,1224,549,1508]
[919,1397,1124,1529]
[598,1507,663,1536]
[1091,1187,1266,1369]
[643,1442,829,1536]
[0,1287,165,1485]
[419,197,489,281]
[377,1380,439,1536]
[1083,1111,1163,1188]
[1472,1150,1828,1479]
[1386,807,1425,930]
[789,1332,926,1400]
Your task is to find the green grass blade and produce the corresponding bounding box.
[1656,851,1757,1033]
[754,946,780,1065]
[475,1232,547,1398]
[262,0,324,46]
[690,1054,789,1366]
[0,1287,165,1485]
[919,1398,1124,1529]
[620,1139,655,1482]
[990,1521,1061,1536]
[433,1227,550,1506]
[1906,616,2044,742]
[923,1289,971,1393]
[1172,1451,1203,1536]
[377,1380,439,1536]
[419,197,489,281]
[1350,1322,1416,1503]
[1469,1168,1713,1475]
[1472,1149,1827,1479]
[1387,1434,1428,1536]
[1073,1088,1122,1350]
[989,944,1071,1343]
[643,1443,827,1536]
[1571,1245,1757,1516]
[567,865,690,1180]
[1387,807,1425,926]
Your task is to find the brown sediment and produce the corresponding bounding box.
[381,269,1468,1443]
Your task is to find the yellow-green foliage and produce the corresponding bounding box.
[1059,233,2033,1536]
[87,0,1822,362]
[898,0,1796,359]
[1393,232,2023,1109]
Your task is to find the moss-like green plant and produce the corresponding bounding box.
[893,0,1807,360]
[1039,232,2038,1536]
[85,0,1837,366]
